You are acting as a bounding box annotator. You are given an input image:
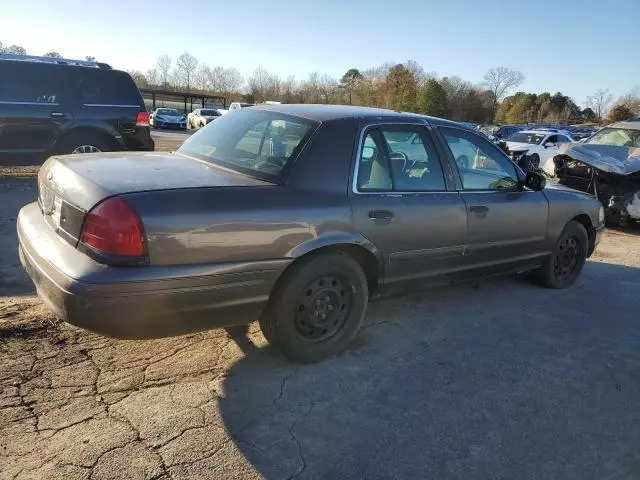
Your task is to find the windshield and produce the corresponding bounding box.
[506,132,545,144]
[200,109,218,116]
[586,127,640,148]
[157,109,179,116]
[178,109,317,181]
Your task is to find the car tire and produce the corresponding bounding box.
[530,220,588,289]
[260,253,369,363]
[57,134,110,155]
[521,153,540,172]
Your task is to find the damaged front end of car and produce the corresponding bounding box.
[554,143,640,227]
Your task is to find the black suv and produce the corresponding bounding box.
[0,54,154,165]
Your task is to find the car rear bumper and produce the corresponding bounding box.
[17,202,289,339]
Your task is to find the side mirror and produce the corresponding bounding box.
[524,171,546,191]
[361,146,376,161]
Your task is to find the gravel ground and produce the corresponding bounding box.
[1,175,640,479]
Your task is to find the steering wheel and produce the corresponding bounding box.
[456,155,469,169]
[390,151,409,171]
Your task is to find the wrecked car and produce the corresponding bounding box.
[554,121,640,227]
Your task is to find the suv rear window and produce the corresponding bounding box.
[178,109,317,181]
[79,70,141,106]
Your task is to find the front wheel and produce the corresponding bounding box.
[530,220,588,289]
[260,253,368,363]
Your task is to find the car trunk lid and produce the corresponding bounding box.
[38,151,273,241]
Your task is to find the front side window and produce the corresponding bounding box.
[356,126,446,192]
[441,127,518,191]
[0,63,64,103]
[178,109,316,180]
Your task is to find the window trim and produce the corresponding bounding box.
[352,122,455,195]
[436,125,524,193]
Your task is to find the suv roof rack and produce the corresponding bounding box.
[0,53,112,69]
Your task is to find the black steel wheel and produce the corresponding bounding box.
[260,252,368,363]
[530,220,588,289]
[294,274,353,342]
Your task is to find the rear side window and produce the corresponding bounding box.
[79,70,141,106]
[0,63,66,103]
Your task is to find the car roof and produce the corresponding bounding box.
[251,103,473,129]
[608,121,640,131]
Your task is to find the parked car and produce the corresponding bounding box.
[554,120,640,227]
[494,125,523,140]
[187,108,222,129]
[0,54,153,165]
[504,129,574,175]
[229,102,256,111]
[149,108,186,129]
[18,105,604,363]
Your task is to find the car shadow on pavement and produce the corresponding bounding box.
[214,261,640,480]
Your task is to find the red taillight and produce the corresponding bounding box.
[80,197,145,257]
[136,111,150,126]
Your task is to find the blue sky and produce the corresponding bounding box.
[2,0,637,107]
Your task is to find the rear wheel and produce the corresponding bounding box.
[57,134,110,155]
[530,220,588,289]
[260,253,368,363]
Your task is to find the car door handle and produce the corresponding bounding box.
[469,205,489,216]
[369,210,394,221]
[50,112,65,119]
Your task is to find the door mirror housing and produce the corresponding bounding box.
[523,171,546,191]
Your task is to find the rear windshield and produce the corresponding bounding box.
[178,109,317,181]
[586,127,640,148]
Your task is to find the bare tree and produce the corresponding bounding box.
[218,67,244,98]
[44,52,62,58]
[174,52,198,91]
[194,64,211,91]
[0,41,3,53]
[248,66,279,101]
[156,54,172,88]
[145,68,159,87]
[482,67,524,119]
[616,87,640,115]
[586,88,614,124]
[127,70,148,88]
[4,45,26,55]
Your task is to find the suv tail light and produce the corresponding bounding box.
[136,111,150,126]
[80,197,146,260]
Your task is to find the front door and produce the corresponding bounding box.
[349,124,468,285]
[0,62,70,165]
[437,126,549,268]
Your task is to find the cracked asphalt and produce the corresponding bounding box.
[2,176,640,479]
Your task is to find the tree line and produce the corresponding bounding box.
[2,41,638,124]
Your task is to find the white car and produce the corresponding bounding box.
[504,129,574,175]
[186,108,222,129]
[229,102,255,111]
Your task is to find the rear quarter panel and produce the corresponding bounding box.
[123,118,367,266]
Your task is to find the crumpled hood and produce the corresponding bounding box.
[506,141,532,152]
[558,143,640,175]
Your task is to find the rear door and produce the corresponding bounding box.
[0,62,71,164]
[349,123,468,285]
[437,126,549,268]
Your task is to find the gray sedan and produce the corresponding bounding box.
[18,105,605,363]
